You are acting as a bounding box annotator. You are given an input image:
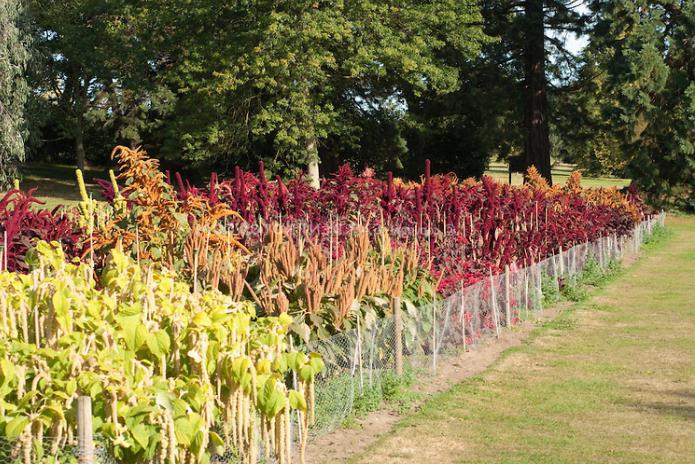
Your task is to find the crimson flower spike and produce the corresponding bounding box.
[258,161,268,189]
[209,172,218,204]
[174,172,186,200]
[425,159,432,206]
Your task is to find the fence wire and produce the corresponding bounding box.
[2,213,665,463]
[305,213,666,442]
[0,435,117,464]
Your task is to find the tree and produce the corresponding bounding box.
[150,0,490,184]
[587,0,695,209]
[29,0,163,170]
[0,0,30,188]
[402,1,587,185]
[522,0,553,183]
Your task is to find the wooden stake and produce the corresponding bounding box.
[77,396,94,464]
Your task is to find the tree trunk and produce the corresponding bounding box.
[75,124,86,171]
[306,136,320,189]
[522,0,553,185]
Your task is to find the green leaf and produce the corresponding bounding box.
[52,291,69,315]
[174,417,195,447]
[117,315,146,352]
[42,401,65,421]
[288,390,306,411]
[131,423,150,450]
[209,431,225,455]
[192,312,212,327]
[308,352,324,374]
[150,246,162,260]
[171,398,188,418]
[5,416,29,439]
[299,365,314,383]
[146,330,170,357]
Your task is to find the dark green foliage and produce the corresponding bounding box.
[0,0,30,187]
[138,0,492,177]
[28,0,168,169]
[8,0,693,199]
[352,368,418,418]
[585,1,695,209]
[542,271,562,306]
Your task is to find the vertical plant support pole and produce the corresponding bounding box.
[609,234,613,261]
[393,296,403,376]
[524,270,529,320]
[369,326,377,388]
[432,303,437,373]
[559,247,564,277]
[536,263,543,312]
[504,265,511,327]
[3,230,7,271]
[356,314,364,394]
[77,396,94,464]
[290,337,303,446]
[610,235,615,261]
[135,225,140,265]
[460,284,466,351]
[193,250,199,294]
[572,246,577,276]
[489,270,500,338]
[616,234,620,259]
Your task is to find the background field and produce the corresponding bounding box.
[11,161,630,211]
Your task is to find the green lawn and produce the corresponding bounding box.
[486,161,630,188]
[7,160,629,211]
[16,162,108,210]
[350,216,695,464]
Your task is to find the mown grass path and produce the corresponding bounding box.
[351,216,695,464]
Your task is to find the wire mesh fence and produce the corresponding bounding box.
[305,212,666,440]
[0,212,665,463]
[0,435,117,464]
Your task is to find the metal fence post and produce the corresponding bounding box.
[393,296,403,376]
[77,396,94,464]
